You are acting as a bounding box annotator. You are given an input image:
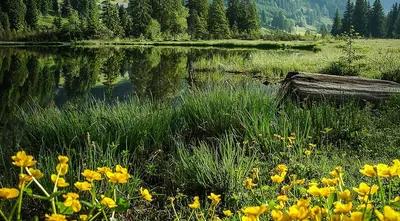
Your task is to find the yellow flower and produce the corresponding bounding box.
[188,196,200,209]
[319,187,335,197]
[63,192,81,212]
[106,172,130,184]
[271,173,286,183]
[322,177,338,186]
[115,165,129,174]
[12,151,36,167]
[252,168,260,179]
[242,205,268,217]
[140,187,153,201]
[208,193,221,206]
[81,169,102,182]
[74,181,92,191]
[287,205,308,220]
[57,156,69,164]
[0,188,19,199]
[281,185,291,191]
[305,150,311,156]
[271,210,283,220]
[375,206,400,221]
[359,164,377,177]
[241,216,255,221]
[273,134,282,140]
[79,215,88,221]
[333,201,352,213]
[309,182,319,187]
[223,210,233,217]
[295,179,305,185]
[338,190,353,201]
[101,195,118,208]
[343,211,366,221]
[28,168,44,179]
[287,136,295,144]
[45,214,67,221]
[356,203,373,211]
[353,182,379,196]
[56,163,68,176]
[243,177,257,189]
[308,143,317,148]
[18,174,32,188]
[295,198,311,208]
[276,164,288,172]
[329,166,343,178]
[390,196,400,203]
[277,195,289,202]
[97,166,112,174]
[307,185,321,196]
[51,174,69,187]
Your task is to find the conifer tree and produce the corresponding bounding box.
[118,6,130,37]
[159,0,188,38]
[102,0,123,37]
[128,0,152,37]
[386,3,398,38]
[61,0,72,17]
[5,0,26,30]
[52,0,59,14]
[38,0,50,15]
[395,12,400,37]
[331,9,342,36]
[208,0,230,39]
[187,0,208,39]
[342,0,354,33]
[238,0,260,33]
[26,0,39,29]
[352,0,368,36]
[86,0,101,38]
[0,12,10,31]
[369,0,385,38]
[260,10,267,26]
[227,0,240,29]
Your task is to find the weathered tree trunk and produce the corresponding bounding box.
[281,71,400,104]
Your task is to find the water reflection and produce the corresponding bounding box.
[0,46,260,124]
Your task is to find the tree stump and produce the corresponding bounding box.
[281,71,400,104]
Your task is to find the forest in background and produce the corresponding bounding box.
[0,0,399,41]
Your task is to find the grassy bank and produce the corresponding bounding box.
[2,79,400,219]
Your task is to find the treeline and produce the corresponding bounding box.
[330,0,400,38]
[0,0,260,41]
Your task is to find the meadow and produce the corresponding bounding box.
[1,39,400,220]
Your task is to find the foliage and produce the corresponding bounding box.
[208,0,231,39]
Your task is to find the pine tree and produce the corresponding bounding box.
[118,6,130,37]
[38,0,50,15]
[158,0,188,38]
[26,0,39,29]
[187,0,208,39]
[386,3,398,38]
[352,0,368,36]
[128,0,152,37]
[52,0,59,14]
[102,0,123,37]
[271,11,287,30]
[0,12,10,31]
[395,12,400,37]
[208,0,230,39]
[5,0,26,30]
[227,0,240,29]
[85,0,101,38]
[369,0,385,38]
[260,10,267,26]
[331,9,342,36]
[238,0,260,33]
[61,0,72,17]
[342,0,354,33]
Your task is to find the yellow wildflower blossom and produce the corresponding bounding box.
[18,174,32,189]
[188,196,200,209]
[309,143,317,148]
[223,210,233,217]
[106,172,130,184]
[56,163,68,176]
[338,190,353,201]
[271,172,286,183]
[97,166,112,174]
[51,174,69,187]
[375,206,400,221]
[79,215,88,221]
[45,214,67,221]
[359,164,377,177]
[100,195,118,208]
[140,187,153,201]
[271,210,283,220]
[305,150,311,156]
[57,156,69,164]
[333,201,352,213]
[0,188,19,199]
[28,168,44,179]
[243,177,257,189]
[208,193,221,206]
[277,164,288,172]
[12,151,36,167]
[242,205,268,219]
[74,181,92,191]
[81,169,102,182]
[63,192,81,212]
[277,195,289,202]
[353,182,378,196]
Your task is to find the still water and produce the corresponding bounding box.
[0,46,261,124]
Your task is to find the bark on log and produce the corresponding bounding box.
[281,71,400,104]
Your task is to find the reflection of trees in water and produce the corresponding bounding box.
[128,47,187,100]
[102,49,124,96]
[0,54,56,124]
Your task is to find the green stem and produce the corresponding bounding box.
[87,181,97,219]
[88,210,102,221]
[16,182,25,221]
[102,209,109,221]
[170,199,179,220]
[377,175,385,206]
[111,186,116,220]
[0,209,9,221]
[7,199,18,221]
[25,167,50,197]
[187,210,195,221]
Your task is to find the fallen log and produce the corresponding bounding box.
[281,71,400,104]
